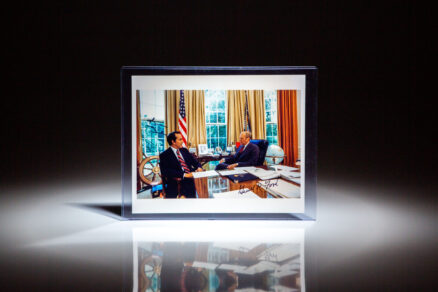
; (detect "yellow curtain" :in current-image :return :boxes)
[136,90,143,165]
[247,90,266,139]
[165,90,206,149]
[227,90,245,144]
[227,90,266,144]
[164,90,180,148]
[185,90,207,149]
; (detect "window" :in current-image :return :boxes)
[264,90,278,145]
[141,120,165,157]
[205,90,227,150]
[139,90,166,157]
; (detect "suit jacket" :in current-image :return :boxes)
[224,142,260,167]
[159,147,202,198]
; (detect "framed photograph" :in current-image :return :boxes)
[121,66,317,219]
[198,144,208,155]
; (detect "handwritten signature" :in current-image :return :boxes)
[238,179,279,194]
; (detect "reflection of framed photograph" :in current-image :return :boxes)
[130,222,306,291]
[121,66,317,219]
[198,144,208,155]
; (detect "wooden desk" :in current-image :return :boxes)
[193,166,300,199]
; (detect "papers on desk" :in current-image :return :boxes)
[245,168,280,180]
[270,165,299,172]
[217,169,246,176]
[192,170,219,178]
[279,171,301,184]
[235,166,257,171]
[288,178,301,184]
[257,180,300,198]
[212,189,260,199]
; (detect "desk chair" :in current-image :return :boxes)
[250,139,269,166]
[160,175,185,198]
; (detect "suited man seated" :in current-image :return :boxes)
[159,131,204,198]
[215,131,260,170]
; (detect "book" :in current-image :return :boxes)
[224,173,259,183]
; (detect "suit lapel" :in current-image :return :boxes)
[236,144,247,158]
[167,147,182,168]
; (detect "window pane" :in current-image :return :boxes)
[153,128,159,139]
[210,100,217,111]
[206,125,212,137]
[266,124,272,136]
[149,140,156,154]
[265,98,271,111]
[158,123,165,135]
[273,136,278,145]
[218,112,225,123]
[266,111,271,122]
[143,124,150,137]
[218,99,225,110]
[272,111,277,123]
[211,139,218,149]
[211,112,218,123]
[273,124,278,136]
[158,139,165,152]
[211,125,218,138]
[219,125,226,137]
[219,138,227,150]
[210,112,217,123]
[206,112,210,123]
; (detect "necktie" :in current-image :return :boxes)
[177,150,190,173]
[239,146,245,153]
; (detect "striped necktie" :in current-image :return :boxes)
[176,149,190,173]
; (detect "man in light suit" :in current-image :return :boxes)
[215,131,260,170]
[159,131,203,198]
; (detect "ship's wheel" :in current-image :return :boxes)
[139,156,162,186]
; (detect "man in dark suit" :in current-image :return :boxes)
[159,131,203,198]
[215,131,260,170]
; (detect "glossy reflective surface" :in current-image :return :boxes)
[133,227,305,291]
[0,179,436,291]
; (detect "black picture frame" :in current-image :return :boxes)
[121,66,317,220]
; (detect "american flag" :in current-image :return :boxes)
[178,90,187,147]
[243,91,251,132]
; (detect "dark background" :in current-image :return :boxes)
[2,1,435,291]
